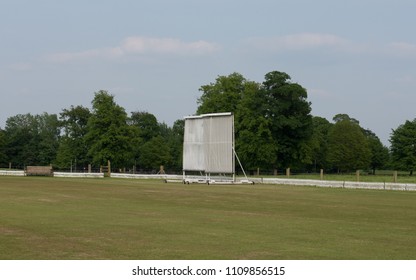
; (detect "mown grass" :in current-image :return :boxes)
[1,176,416,260]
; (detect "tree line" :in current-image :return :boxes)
[0,91,184,172]
[1,70,415,174]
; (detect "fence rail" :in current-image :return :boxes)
[255,177,416,191]
[2,168,416,191]
[0,170,25,176]
[53,172,104,178]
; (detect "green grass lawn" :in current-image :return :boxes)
[1,176,415,260]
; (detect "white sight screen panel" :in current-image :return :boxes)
[183,113,234,173]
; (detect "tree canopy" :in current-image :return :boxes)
[197,71,313,170]
[2,113,59,168]
[85,90,137,167]
[309,116,333,171]
[327,118,371,172]
[390,119,416,175]
[261,71,313,168]
[197,72,248,115]
[55,105,91,169]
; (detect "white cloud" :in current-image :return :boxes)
[120,36,219,55]
[45,36,220,63]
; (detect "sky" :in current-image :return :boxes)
[1,0,416,146]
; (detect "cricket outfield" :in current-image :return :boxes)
[1,176,415,260]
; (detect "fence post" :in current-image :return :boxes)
[286,168,290,177]
[257,167,260,176]
[356,170,360,182]
[107,160,111,177]
[320,169,324,180]
[159,165,165,174]
[393,171,398,183]
[88,164,91,173]
[9,162,12,170]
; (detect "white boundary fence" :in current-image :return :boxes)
[111,174,416,191]
[0,170,25,176]
[110,173,182,180]
[0,170,105,178]
[253,177,416,191]
[2,170,416,191]
[53,172,104,178]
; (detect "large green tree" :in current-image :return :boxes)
[3,113,59,167]
[3,114,37,167]
[129,111,180,171]
[235,80,277,170]
[261,71,313,169]
[197,72,248,115]
[363,129,389,175]
[327,116,371,172]
[85,90,137,168]
[55,105,91,169]
[163,119,184,171]
[196,71,313,171]
[308,116,333,171]
[129,111,160,142]
[137,135,172,170]
[36,113,60,165]
[390,119,416,175]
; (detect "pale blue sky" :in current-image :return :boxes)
[1,0,416,145]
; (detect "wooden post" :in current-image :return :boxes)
[9,162,12,170]
[257,167,260,176]
[356,170,360,182]
[159,165,165,174]
[320,169,324,180]
[286,168,290,177]
[107,160,111,177]
[274,169,278,176]
[393,171,398,183]
[88,164,91,173]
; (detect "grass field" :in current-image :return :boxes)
[1,176,416,260]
